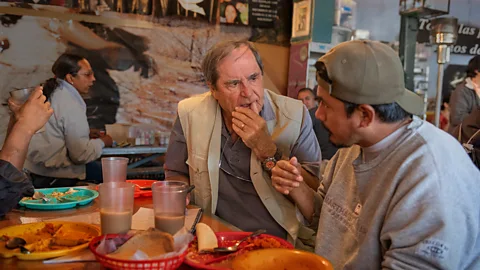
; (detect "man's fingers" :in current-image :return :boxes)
[272,176,300,188]
[251,102,260,115]
[272,166,303,183]
[289,156,299,167]
[28,86,43,100]
[39,94,47,103]
[272,182,291,195]
[234,107,258,121]
[276,160,301,176]
[7,98,20,108]
[232,122,247,139]
[232,110,253,124]
[231,118,250,132]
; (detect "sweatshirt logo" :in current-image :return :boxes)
[416,238,449,261]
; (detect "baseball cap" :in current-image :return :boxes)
[315,40,424,116]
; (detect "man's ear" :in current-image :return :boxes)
[208,82,217,97]
[357,104,375,128]
[65,74,74,84]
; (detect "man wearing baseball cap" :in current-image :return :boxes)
[271,40,480,269]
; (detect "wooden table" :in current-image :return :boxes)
[0,197,239,270]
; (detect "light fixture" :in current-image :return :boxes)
[430,17,458,127]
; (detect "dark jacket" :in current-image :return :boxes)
[449,79,480,134]
[452,108,480,169]
[309,107,338,160]
[0,160,34,216]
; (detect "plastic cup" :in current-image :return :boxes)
[152,181,188,235]
[9,87,35,105]
[99,182,135,235]
[101,157,128,183]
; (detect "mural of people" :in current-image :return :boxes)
[0,11,155,131]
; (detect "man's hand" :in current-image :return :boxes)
[100,134,113,147]
[10,87,53,134]
[271,157,303,195]
[90,129,102,139]
[231,106,276,160]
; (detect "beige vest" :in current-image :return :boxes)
[178,89,315,248]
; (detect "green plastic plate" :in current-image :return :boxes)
[18,187,98,210]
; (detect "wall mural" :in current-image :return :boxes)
[0,1,292,144]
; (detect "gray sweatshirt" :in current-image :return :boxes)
[306,117,480,269]
[25,80,104,179]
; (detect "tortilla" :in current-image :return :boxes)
[107,229,174,259]
[195,223,218,251]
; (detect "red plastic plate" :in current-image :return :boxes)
[127,180,157,198]
[184,232,293,270]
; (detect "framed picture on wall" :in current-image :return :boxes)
[291,0,311,39]
[219,0,248,25]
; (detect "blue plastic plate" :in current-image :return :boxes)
[18,187,98,210]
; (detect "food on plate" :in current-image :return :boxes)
[50,188,78,198]
[186,232,293,268]
[195,223,218,251]
[106,228,174,260]
[21,188,79,202]
[0,222,95,253]
[242,236,284,249]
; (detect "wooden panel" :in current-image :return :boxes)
[254,42,290,96]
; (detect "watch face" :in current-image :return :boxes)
[265,160,276,170]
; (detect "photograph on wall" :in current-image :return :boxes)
[219,0,248,25]
[291,0,311,39]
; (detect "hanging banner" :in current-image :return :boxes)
[417,18,480,56]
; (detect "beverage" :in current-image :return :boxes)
[154,214,185,235]
[100,210,132,235]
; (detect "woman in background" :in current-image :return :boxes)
[25,54,113,188]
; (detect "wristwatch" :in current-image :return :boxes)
[261,148,283,172]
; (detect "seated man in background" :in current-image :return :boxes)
[297,87,317,110]
[164,40,320,249]
[1,87,53,216]
[297,87,338,160]
[272,40,480,269]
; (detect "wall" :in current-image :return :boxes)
[255,42,290,95]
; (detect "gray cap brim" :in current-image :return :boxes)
[395,89,425,116]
